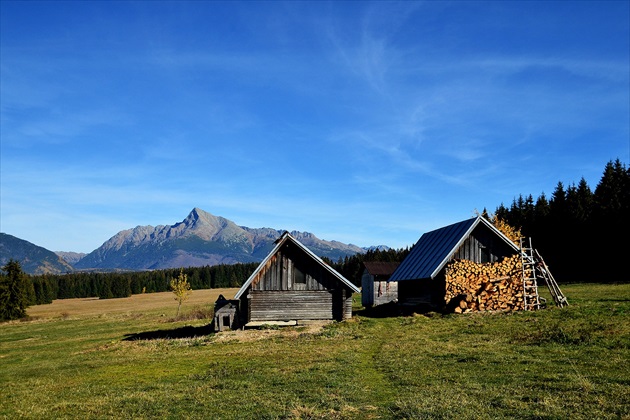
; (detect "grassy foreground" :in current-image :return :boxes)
[1,284,628,419]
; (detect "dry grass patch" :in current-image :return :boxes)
[213,320,332,343]
[26,288,238,319]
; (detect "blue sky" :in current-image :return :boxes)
[1,1,629,253]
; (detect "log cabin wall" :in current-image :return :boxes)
[249,290,333,321]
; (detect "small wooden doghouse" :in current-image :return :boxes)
[213,294,240,332]
[361,261,400,307]
[234,232,359,326]
[390,216,520,311]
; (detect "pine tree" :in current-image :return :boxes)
[534,193,550,224]
[550,181,567,219]
[575,177,594,223]
[0,260,31,320]
[594,159,629,219]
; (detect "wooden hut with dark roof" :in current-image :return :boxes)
[361,261,400,307]
[389,216,520,310]
[234,232,359,326]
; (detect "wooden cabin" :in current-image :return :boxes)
[361,261,400,307]
[234,232,360,326]
[389,216,520,311]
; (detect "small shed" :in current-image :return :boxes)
[361,261,400,307]
[390,216,520,311]
[213,294,240,332]
[234,232,359,326]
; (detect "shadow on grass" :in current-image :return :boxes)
[123,324,214,341]
[355,301,443,318]
[355,302,406,318]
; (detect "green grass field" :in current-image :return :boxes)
[1,284,628,419]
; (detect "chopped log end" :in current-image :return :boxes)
[445,254,525,313]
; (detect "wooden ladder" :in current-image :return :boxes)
[533,249,569,308]
[520,238,543,310]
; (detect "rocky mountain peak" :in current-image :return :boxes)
[185,207,213,225]
[179,208,240,241]
[74,208,368,270]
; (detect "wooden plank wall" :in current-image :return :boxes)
[373,280,398,306]
[250,290,333,321]
[361,272,375,306]
[250,243,334,292]
[343,290,352,319]
[453,225,515,263]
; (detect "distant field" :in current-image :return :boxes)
[1,283,628,419]
[26,288,237,319]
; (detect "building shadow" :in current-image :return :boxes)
[354,301,405,318]
[354,301,441,318]
[122,324,214,341]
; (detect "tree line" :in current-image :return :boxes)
[493,158,629,283]
[6,262,259,309]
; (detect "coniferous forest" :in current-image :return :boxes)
[5,159,628,307]
[494,159,629,283]
[20,263,260,305]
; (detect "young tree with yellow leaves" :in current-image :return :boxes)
[491,216,522,245]
[476,209,522,245]
[170,269,192,317]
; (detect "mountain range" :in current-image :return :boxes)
[2,208,384,274]
[0,233,74,275]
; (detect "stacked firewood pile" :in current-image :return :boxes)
[444,254,528,313]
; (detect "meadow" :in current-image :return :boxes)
[1,284,628,419]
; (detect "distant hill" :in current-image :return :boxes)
[74,208,367,271]
[56,251,86,265]
[0,233,75,275]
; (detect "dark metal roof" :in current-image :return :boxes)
[363,261,400,277]
[389,216,519,281]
